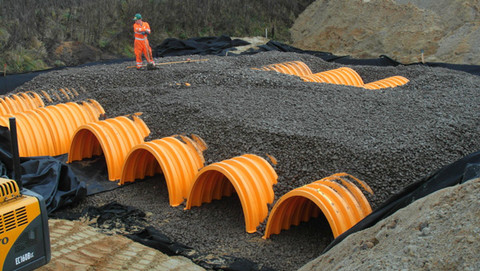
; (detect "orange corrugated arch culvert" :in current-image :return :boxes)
[68,114,151,181]
[300,67,365,87]
[363,76,410,89]
[0,100,105,157]
[120,135,207,206]
[260,61,313,76]
[263,173,373,239]
[0,92,45,116]
[185,154,278,233]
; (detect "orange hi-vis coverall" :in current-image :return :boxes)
[133,21,155,69]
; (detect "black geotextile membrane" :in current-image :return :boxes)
[54,154,119,196]
[128,226,275,271]
[323,149,480,253]
[154,35,250,57]
[0,153,87,214]
[0,126,116,213]
[17,156,87,213]
[51,202,275,271]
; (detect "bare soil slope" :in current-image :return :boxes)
[15,52,480,270]
[300,178,480,271]
[290,0,480,64]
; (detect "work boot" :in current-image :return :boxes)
[147,63,158,70]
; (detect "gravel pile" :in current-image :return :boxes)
[16,51,480,270]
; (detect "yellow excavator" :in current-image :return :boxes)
[0,118,50,271]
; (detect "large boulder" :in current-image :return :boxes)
[290,0,480,64]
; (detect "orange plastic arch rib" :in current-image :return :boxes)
[120,135,206,206]
[322,173,373,215]
[185,154,278,233]
[58,88,71,100]
[0,100,105,157]
[263,173,373,239]
[40,91,53,102]
[68,114,151,181]
[363,76,410,89]
[261,61,313,76]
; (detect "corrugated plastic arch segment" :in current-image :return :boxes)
[0,100,104,157]
[120,136,205,206]
[0,92,45,116]
[263,173,373,239]
[363,76,410,89]
[0,112,50,156]
[313,67,364,87]
[35,100,104,155]
[15,111,56,156]
[185,154,278,233]
[68,115,151,181]
[263,187,347,238]
[261,61,312,76]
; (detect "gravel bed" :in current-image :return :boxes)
[15,51,480,270]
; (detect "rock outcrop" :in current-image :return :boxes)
[290,0,480,64]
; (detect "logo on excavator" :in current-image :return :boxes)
[1,237,8,245]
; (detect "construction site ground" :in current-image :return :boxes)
[15,51,480,270]
[38,219,205,271]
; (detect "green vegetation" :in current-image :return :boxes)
[0,0,314,73]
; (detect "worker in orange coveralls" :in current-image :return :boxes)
[133,13,156,70]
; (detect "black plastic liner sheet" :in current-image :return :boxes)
[0,126,117,213]
[154,35,250,57]
[0,152,87,214]
[18,157,86,214]
[323,149,480,253]
[0,58,134,94]
[129,227,275,271]
[54,154,119,196]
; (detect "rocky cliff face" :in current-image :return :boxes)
[290,0,480,64]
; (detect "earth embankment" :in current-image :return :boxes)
[291,0,480,64]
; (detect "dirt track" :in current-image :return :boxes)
[16,51,480,270]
